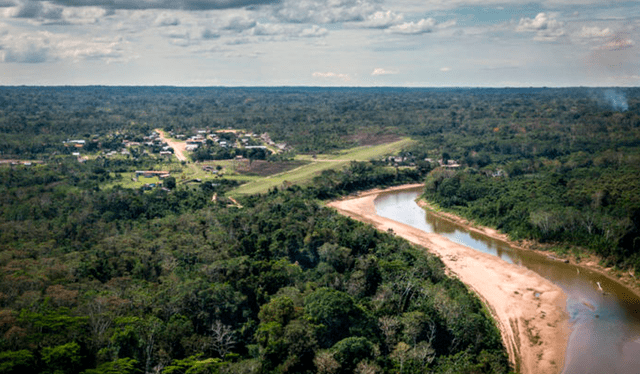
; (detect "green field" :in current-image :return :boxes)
[228,138,415,196]
[103,138,414,195]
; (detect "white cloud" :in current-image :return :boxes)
[312,71,351,81]
[601,35,634,50]
[251,23,327,37]
[0,29,129,63]
[437,19,457,29]
[359,10,403,29]
[44,0,280,11]
[388,18,436,34]
[273,0,378,24]
[57,37,127,62]
[299,25,328,37]
[516,13,565,41]
[60,7,108,25]
[371,67,398,75]
[223,15,257,31]
[516,13,556,32]
[576,26,613,39]
[249,22,284,36]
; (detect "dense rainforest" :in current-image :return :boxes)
[0,160,507,374]
[2,86,640,373]
[2,86,639,272]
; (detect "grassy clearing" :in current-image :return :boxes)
[228,138,415,196]
[101,137,414,195]
[108,173,163,189]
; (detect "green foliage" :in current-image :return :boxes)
[163,354,222,374]
[423,156,640,270]
[42,342,83,374]
[0,173,510,374]
[304,288,373,348]
[81,358,140,374]
[0,350,35,374]
[20,87,640,374]
[331,337,375,374]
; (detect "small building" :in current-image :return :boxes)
[135,170,170,178]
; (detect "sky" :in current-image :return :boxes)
[0,0,639,86]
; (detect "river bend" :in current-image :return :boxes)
[374,188,640,374]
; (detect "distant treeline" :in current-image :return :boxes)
[2,86,639,157]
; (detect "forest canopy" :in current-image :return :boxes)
[2,86,640,373]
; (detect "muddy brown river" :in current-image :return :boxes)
[374,188,640,374]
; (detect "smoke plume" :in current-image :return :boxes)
[603,89,628,112]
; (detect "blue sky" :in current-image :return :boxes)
[1,0,638,86]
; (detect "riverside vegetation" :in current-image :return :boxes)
[1,86,639,373]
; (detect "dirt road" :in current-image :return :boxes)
[327,186,569,374]
[155,129,188,162]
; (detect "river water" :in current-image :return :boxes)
[374,188,640,374]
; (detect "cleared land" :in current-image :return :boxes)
[155,129,188,162]
[105,134,414,196]
[228,138,415,196]
[328,186,570,374]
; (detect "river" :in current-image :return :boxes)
[374,187,640,374]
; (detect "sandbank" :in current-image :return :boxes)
[327,185,570,374]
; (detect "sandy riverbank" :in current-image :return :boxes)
[327,185,570,374]
[417,197,640,300]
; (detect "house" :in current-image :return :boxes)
[135,170,170,178]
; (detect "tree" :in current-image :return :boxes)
[81,358,139,374]
[0,350,35,374]
[163,354,222,374]
[41,342,83,374]
[210,320,235,359]
[331,337,375,374]
[304,288,366,348]
[164,176,177,190]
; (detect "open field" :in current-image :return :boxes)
[108,173,163,189]
[231,159,310,177]
[102,137,414,195]
[228,137,415,196]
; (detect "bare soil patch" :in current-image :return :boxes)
[234,160,310,177]
[156,129,188,162]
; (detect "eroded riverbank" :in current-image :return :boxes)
[327,185,570,374]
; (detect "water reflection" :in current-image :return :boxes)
[374,188,640,374]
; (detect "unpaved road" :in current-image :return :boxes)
[327,185,570,374]
[156,129,188,162]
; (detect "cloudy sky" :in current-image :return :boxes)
[1,0,638,86]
